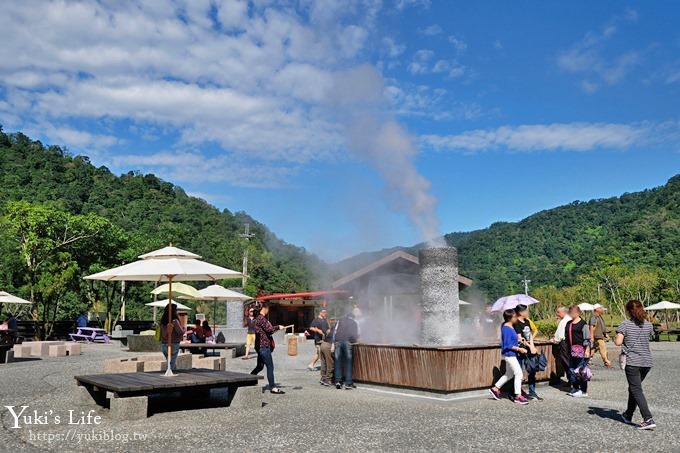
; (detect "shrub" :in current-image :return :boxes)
[534,319,558,339]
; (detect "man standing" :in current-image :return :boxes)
[514,305,542,400]
[552,307,572,385]
[318,320,335,386]
[333,311,359,390]
[589,304,612,368]
[308,309,330,377]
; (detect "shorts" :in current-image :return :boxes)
[246,333,256,346]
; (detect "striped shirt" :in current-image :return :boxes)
[617,320,653,367]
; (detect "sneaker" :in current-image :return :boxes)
[346,383,357,389]
[513,395,529,405]
[489,387,502,401]
[637,419,656,430]
[567,388,578,396]
[320,380,330,386]
[571,391,588,398]
[521,389,528,397]
[335,383,342,389]
[527,392,543,401]
[620,412,633,425]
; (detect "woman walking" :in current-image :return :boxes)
[564,305,591,398]
[615,300,656,430]
[250,302,285,394]
[489,309,529,405]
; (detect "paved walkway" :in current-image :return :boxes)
[1,338,678,452]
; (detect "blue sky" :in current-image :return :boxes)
[1,1,679,260]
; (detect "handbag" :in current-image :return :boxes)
[569,323,586,358]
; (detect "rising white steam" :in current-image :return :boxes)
[327,65,445,246]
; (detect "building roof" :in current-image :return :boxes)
[332,250,473,289]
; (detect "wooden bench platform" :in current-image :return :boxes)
[75,369,262,419]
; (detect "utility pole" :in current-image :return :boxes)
[521,276,531,295]
[240,223,255,289]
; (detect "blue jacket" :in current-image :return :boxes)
[501,325,519,357]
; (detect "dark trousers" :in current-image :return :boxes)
[568,357,588,392]
[250,347,276,389]
[518,355,536,393]
[624,366,652,421]
[334,341,353,385]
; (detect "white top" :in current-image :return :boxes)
[553,315,572,342]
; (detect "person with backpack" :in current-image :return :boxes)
[489,309,529,405]
[615,300,656,430]
[564,305,591,398]
[513,304,542,400]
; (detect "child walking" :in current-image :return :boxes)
[489,309,529,405]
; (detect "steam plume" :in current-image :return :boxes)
[328,65,445,246]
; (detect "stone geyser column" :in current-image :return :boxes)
[419,247,460,345]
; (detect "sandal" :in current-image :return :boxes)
[270,388,285,394]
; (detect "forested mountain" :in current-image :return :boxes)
[0,127,327,326]
[336,174,680,315]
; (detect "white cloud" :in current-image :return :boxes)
[557,9,641,91]
[422,122,663,153]
[0,0,384,178]
[382,37,406,58]
[110,150,300,189]
[448,35,467,54]
[419,24,442,36]
[407,49,435,75]
[394,0,431,11]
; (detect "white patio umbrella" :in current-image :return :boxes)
[491,294,540,312]
[152,282,202,299]
[146,299,192,311]
[192,284,251,332]
[0,291,32,304]
[85,245,242,376]
[645,301,680,311]
[645,301,680,332]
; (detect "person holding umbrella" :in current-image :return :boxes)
[250,302,285,394]
[161,303,185,372]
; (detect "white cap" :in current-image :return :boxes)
[593,303,606,310]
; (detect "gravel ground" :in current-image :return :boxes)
[1,338,679,453]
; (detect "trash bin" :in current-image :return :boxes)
[287,334,298,356]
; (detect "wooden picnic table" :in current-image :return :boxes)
[74,369,262,418]
[70,327,110,343]
[178,342,243,355]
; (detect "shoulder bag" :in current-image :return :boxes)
[569,323,586,358]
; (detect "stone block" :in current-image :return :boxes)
[13,345,32,358]
[104,357,144,373]
[191,354,206,367]
[109,329,133,347]
[109,396,148,420]
[65,343,81,356]
[48,345,67,357]
[127,335,160,352]
[4,350,14,363]
[194,356,222,370]
[30,341,64,357]
[228,385,261,409]
[176,352,192,369]
[143,360,167,372]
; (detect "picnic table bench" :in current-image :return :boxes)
[69,327,110,343]
[179,342,245,357]
[75,369,262,419]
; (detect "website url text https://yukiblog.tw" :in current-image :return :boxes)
[28,429,148,444]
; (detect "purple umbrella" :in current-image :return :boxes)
[491,294,540,312]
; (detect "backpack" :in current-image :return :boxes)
[216,332,225,344]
